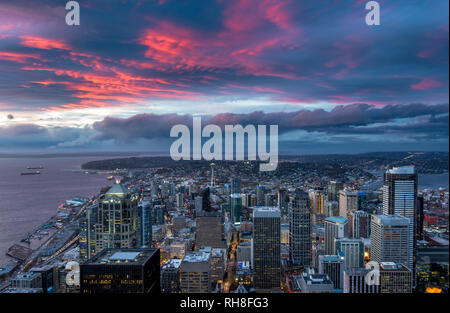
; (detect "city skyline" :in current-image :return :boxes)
[0,0,448,153]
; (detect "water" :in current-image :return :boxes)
[0,156,116,265]
[364,171,449,191]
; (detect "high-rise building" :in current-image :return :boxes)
[335,238,364,269]
[256,186,266,206]
[180,250,211,293]
[138,201,152,248]
[289,191,312,267]
[327,181,343,202]
[416,194,424,241]
[80,248,160,294]
[379,262,412,293]
[318,252,345,290]
[253,207,281,290]
[196,211,225,250]
[230,193,243,223]
[231,178,241,194]
[324,216,349,255]
[382,166,417,273]
[339,189,358,227]
[309,190,324,215]
[195,195,203,214]
[210,248,226,284]
[343,268,379,293]
[89,183,139,255]
[161,259,182,293]
[370,215,411,269]
[277,188,288,215]
[352,210,370,239]
[176,193,184,208]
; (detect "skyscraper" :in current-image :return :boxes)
[230,193,243,223]
[343,268,379,293]
[318,252,345,290]
[231,178,241,194]
[352,210,370,239]
[253,207,281,290]
[382,166,417,273]
[289,191,312,267]
[196,211,225,250]
[138,201,152,248]
[324,216,349,255]
[161,259,182,293]
[80,248,160,294]
[89,182,139,254]
[335,238,364,269]
[327,181,343,202]
[370,214,411,270]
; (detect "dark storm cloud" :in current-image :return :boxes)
[91,103,449,141]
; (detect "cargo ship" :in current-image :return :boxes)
[21,171,41,176]
[27,166,44,169]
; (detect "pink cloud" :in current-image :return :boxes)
[410,78,443,91]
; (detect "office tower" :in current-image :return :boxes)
[324,217,349,255]
[318,252,345,290]
[327,181,343,202]
[339,189,358,220]
[241,193,250,208]
[278,188,288,215]
[210,248,226,284]
[256,185,266,206]
[343,268,379,293]
[90,183,139,254]
[325,200,339,217]
[139,201,152,248]
[195,196,203,214]
[379,262,412,293]
[264,193,277,207]
[253,207,281,290]
[201,187,213,212]
[250,194,257,207]
[352,210,370,239]
[176,193,184,208]
[382,166,417,273]
[298,268,334,293]
[231,178,241,194]
[161,259,182,293]
[289,191,312,267]
[335,238,364,269]
[80,248,160,294]
[196,211,225,250]
[230,193,243,223]
[281,223,289,244]
[312,242,325,268]
[309,190,324,215]
[357,191,368,212]
[153,204,165,225]
[370,215,411,269]
[416,195,424,241]
[180,251,211,293]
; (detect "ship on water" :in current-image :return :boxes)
[20,171,41,176]
[26,166,44,169]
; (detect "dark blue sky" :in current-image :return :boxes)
[0,0,448,154]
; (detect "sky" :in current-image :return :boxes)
[0,0,448,154]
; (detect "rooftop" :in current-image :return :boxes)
[325,216,348,224]
[253,206,280,218]
[372,214,410,226]
[182,251,210,263]
[105,183,128,197]
[84,248,158,265]
[386,166,416,175]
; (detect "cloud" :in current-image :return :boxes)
[91,103,449,141]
